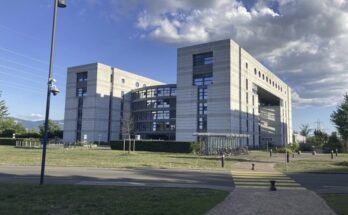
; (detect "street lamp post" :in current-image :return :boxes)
[40,0,66,185]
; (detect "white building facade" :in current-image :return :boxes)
[63,39,292,147]
[176,39,292,147]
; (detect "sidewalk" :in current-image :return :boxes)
[205,161,336,215]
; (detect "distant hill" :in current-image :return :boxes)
[13,118,64,130]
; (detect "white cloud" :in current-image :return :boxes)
[18,113,45,121]
[105,0,348,107]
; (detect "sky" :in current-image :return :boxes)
[0,0,347,134]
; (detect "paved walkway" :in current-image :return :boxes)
[0,165,233,191]
[205,161,336,215]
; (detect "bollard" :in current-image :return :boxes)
[335,149,338,157]
[286,151,290,163]
[292,153,295,158]
[331,150,334,159]
[312,150,316,156]
[270,149,273,157]
[298,150,301,155]
[221,154,225,168]
[251,163,255,170]
[270,180,277,191]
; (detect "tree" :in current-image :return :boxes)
[39,120,62,138]
[299,124,311,137]
[0,91,9,119]
[313,129,328,148]
[0,118,26,137]
[331,94,348,148]
[323,132,343,152]
[121,112,134,152]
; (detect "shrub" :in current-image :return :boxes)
[110,140,194,153]
[299,143,314,152]
[0,138,24,145]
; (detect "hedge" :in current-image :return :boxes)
[110,140,195,153]
[0,138,24,146]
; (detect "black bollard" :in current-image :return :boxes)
[335,149,338,157]
[292,153,295,158]
[251,163,255,170]
[270,149,273,157]
[270,180,277,191]
[331,150,334,159]
[286,151,290,163]
[221,154,225,168]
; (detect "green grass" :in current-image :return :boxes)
[320,193,348,215]
[275,153,348,173]
[0,146,238,170]
[0,184,228,215]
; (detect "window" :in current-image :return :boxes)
[171,88,176,96]
[266,76,268,82]
[76,87,87,97]
[262,74,265,80]
[258,71,261,77]
[193,52,213,66]
[136,82,139,88]
[245,62,248,69]
[254,68,257,75]
[246,79,248,90]
[77,72,88,82]
[121,78,125,84]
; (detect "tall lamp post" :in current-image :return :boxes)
[40,0,67,185]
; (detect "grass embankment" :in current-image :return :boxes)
[0,184,228,215]
[0,146,238,170]
[321,194,348,215]
[275,153,348,173]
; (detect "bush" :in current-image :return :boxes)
[0,138,24,145]
[110,140,194,153]
[299,143,314,152]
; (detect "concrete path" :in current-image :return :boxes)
[0,165,234,191]
[205,161,336,215]
[205,188,335,215]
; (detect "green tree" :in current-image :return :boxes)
[39,120,62,138]
[313,129,328,148]
[0,118,26,137]
[323,132,343,151]
[0,91,9,119]
[331,94,348,148]
[299,124,311,137]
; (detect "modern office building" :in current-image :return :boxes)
[63,39,292,147]
[63,63,163,142]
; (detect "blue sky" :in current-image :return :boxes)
[1,0,347,134]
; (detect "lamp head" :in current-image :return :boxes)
[58,0,67,8]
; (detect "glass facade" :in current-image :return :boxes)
[76,72,88,141]
[193,52,213,132]
[131,84,176,140]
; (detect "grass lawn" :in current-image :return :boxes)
[320,193,348,215]
[0,146,239,170]
[0,184,228,215]
[275,153,348,173]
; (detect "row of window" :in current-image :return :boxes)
[133,110,175,121]
[133,87,176,100]
[133,99,175,111]
[251,67,285,93]
[135,122,176,132]
[121,78,146,88]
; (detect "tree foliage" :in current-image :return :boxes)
[323,132,343,151]
[313,129,329,147]
[299,124,311,137]
[39,120,62,138]
[331,94,348,148]
[0,91,9,119]
[0,118,26,137]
